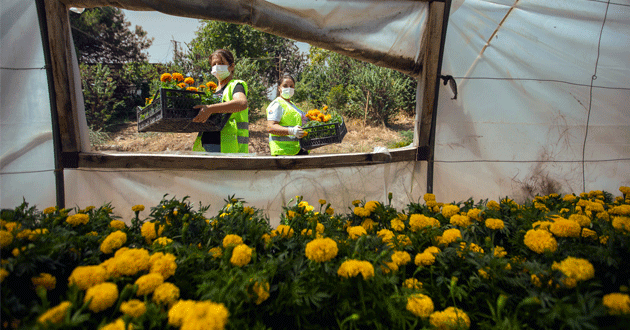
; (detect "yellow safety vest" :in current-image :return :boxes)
[193,80,249,153]
[268,97,302,156]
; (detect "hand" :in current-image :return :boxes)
[287,126,306,138]
[192,105,212,123]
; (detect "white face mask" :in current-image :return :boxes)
[281,87,294,99]
[211,65,230,81]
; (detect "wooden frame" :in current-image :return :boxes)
[43,0,450,172]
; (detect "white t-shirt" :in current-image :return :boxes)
[267,99,305,123]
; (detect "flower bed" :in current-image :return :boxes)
[2,188,630,329]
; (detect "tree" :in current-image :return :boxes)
[70,7,153,64]
[298,47,417,126]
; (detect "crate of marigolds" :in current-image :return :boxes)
[299,105,347,150]
[136,72,230,133]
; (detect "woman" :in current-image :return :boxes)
[266,75,309,156]
[192,49,249,153]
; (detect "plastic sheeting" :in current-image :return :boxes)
[0,0,57,208]
[434,0,630,202]
[64,0,429,76]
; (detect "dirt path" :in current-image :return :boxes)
[93,114,414,155]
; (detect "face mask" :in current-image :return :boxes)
[211,65,230,81]
[281,87,294,99]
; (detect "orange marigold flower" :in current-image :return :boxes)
[160,73,172,82]
[172,72,184,82]
[184,77,194,85]
[177,83,186,89]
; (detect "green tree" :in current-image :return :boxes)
[298,47,416,126]
[80,63,124,130]
[70,7,153,64]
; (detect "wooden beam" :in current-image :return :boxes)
[75,148,417,171]
[416,1,446,149]
[44,0,80,153]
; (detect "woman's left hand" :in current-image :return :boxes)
[192,105,213,123]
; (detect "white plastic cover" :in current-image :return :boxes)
[434,0,630,202]
[1,0,57,208]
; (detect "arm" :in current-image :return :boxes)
[267,120,292,136]
[192,92,247,123]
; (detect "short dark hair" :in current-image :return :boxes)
[210,49,235,65]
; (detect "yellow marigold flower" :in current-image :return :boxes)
[523,229,557,254]
[485,218,505,230]
[364,201,379,212]
[392,251,412,266]
[150,252,177,279]
[377,229,395,243]
[251,281,270,305]
[315,222,325,234]
[352,200,362,206]
[43,206,57,214]
[100,230,127,254]
[230,244,252,267]
[429,307,471,330]
[609,205,630,216]
[467,208,482,221]
[305,237,338,262]
[337,259,374,280]
[168,300,196,327]
[16,228,31,239]
[153,282,180,306]
[391,218,405,231]
[160,73,172,82]
[141,222,163,244]
[347,226,367,239]
[532,221,553,230]
[85,282,119,313]
[37,301,71,325]
[549,219,581,237]
[100,318,132,330]
[181,300,229,330]
[403,278,422,290]
[135,273,164,296]
[209,247,223,259]
[361,218,375,232]
[32,273,56,291]
[478,268,490,279]
[409,214,440,232]
[531,274,543,287]
[68,265,108,290]
[396,234,412,247]
[612,216,630,233]
[66,213,89,226]
[449,214,471,228]
[568,213,591,227]
[353,206,371,217]
[109,220,126,230]
[406,293,434,318]
[120,299,146,318]
[222,234,244,248]
[438,228,462,246]
[581,228,598,240]
[318,199,327,205]
[325,207,334,215]
[0,230,13,248]
[493,246,507,258]
[487,200,501,211]
[132,204,145,212]
[106,248,150,277]
[172,72,184,82]
[184,77,195,85]
[603,293,630,315]
[424,193,436,202]
[0,268,8,283]
[457,242,484,256]
[427,200,438,208]
[552,257,595,287]
[562,194,577,202]
[415,252,436,267]
[275,224,294,238]
[441,204,460,219]
[154,237,173,246]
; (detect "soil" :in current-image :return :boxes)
[93,113,415,155]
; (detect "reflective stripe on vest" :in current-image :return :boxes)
[192,79,249,153]
[268,97,302,156]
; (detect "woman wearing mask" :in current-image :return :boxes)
[266,74,309,156]
[192,49,249,153]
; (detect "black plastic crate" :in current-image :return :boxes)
[300,120,347,150]
[137,88,230,133]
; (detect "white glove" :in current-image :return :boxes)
[287,126,306,138]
